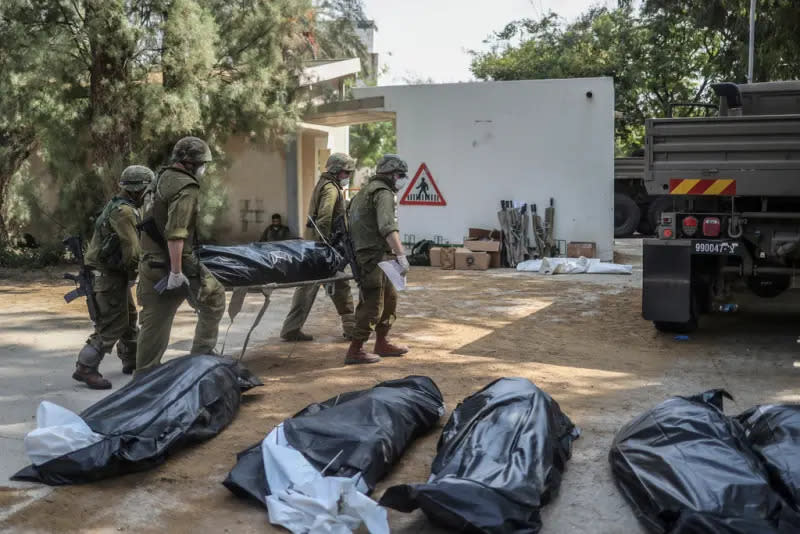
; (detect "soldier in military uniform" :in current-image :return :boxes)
[345,154,411,364]
[73,165,154,389]
[136,137,226,372]
[280,153,356,341]
[260,213,292,242]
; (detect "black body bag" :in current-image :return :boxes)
[380,377,580,534]
[609,390,800,534]
[197,240,343,286]
[13,355,261,485]
[223,376,445,506]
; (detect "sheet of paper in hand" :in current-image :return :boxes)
[378,260,406,290]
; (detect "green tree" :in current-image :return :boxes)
[0,0,368,242]
[471,2,800,155]
[471,6,721,154]
[350,121,396,169]
[644,0,800,82]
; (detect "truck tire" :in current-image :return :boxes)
[637,214,654,236]
[615,193,640,238]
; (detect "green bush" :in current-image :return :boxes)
[0,241,64,268]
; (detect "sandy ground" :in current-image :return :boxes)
[1,239,799,533]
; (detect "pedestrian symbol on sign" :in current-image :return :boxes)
[400,163,446,206]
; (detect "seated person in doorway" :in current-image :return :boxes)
[260,213,291,242]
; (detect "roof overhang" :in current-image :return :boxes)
[304,96,395,127]
[299,58,362,87]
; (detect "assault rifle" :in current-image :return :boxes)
[63,236,98,323]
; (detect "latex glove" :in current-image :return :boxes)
[396,255,410,276]
[166,271,190,290]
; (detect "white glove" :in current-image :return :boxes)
[396,255,410,276]
[166,271,190,290]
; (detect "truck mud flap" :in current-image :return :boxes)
[642,239,692,322]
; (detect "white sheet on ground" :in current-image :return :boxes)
[24,401,105,466]
[516,257,631,275]
[261,426,389,534]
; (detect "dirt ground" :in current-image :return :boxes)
[2,247,800,533]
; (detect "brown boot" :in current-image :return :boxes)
[344,340,381,365]
[374,329,409,357]
[72,363,112,390]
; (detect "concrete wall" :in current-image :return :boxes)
[353,78,615,260]
[218,137,287,243]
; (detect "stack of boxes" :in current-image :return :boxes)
[430,228,502,271]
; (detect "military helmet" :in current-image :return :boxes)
[119,165,154,192]
[326,153,356,174]
[171,136,212,165]
[376,154,408,175]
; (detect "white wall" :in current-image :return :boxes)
[353,78,615,260]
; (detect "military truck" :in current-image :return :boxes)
[614,156,671,237]
[642,81,800,332]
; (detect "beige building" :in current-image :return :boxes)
[12,57,394,245]
[217,57,395,243]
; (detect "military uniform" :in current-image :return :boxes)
[260,224,291,242]
[348,175,400,342]
[80,196,140,367]
[136,138,226,372]
[281,154,356,341]
[73,165,153,389]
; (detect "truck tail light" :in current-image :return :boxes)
[662,228,674,239]
[682,216,699,237]
[703,217,721,237]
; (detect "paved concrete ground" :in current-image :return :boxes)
[2,239,799,533]
[0,279,348,487]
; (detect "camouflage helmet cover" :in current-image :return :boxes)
[119,165,154,192]
[325,152,356,174]
[375,154,408,175]
[171,136,212,165]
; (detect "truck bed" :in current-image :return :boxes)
[614,157,644,181]
[645,114,800,196]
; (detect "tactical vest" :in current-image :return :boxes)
[85,196,138,271]
[348,176,396,255]
[140,167,199,259]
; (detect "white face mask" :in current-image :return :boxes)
[339,179,350,188]
[195,164,206,178]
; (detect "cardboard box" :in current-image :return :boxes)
[468,228,493,240]
[440,247,456,270]
[464,239,501,253]
[567,241,597,258]
[429,247,442,267]
[455,249,490,270]
[468,228,501,240]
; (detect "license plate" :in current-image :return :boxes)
[692,240,741,255]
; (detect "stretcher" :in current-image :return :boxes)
[222,272,355,360]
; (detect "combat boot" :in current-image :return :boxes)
[281,330,313,342]
[374,328,409,357]
[72,363,112,390]
[116,342,136,375]
[344,340,381,365]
